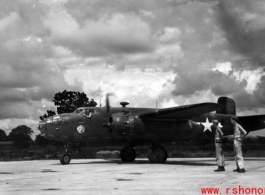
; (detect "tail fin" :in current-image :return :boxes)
[216,97,236,115]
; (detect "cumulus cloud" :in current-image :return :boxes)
[161,98,179,108]
[213,62,232,76]
[44,8,154,57]
[0,0,82,134]
[213,0,265,112]
[65,65,176,108]
[217,0,265,66]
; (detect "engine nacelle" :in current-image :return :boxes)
[109,112,145,138]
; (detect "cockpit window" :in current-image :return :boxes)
[74,108,85,114]
[74,108,94,118]
[84,109,94,118]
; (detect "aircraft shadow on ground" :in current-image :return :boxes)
[52,159,217,166]
[244,159,265,161]
[164,160,216,166]
[225,157,265,161]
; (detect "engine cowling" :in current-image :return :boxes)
[110,112,134,136]
[109,112,145,138]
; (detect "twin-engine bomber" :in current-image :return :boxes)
[38,95,265,165]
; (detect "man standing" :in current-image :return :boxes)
[231,117,247,173]
[212,119,225,172]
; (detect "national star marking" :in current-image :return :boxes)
[197,117,223,133]
[201,117,213,132]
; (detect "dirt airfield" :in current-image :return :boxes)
[1,157,265,195]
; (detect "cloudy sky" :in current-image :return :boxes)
[1,0,265,137]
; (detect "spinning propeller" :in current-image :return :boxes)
[103,93,113,133]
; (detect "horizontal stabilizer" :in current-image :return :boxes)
[139,103,223,120]
[238,115,265,133]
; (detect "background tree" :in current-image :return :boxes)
[0,129,7,141]
[39,110,56,121]
[8,125,33,148]
[53,90,97,114]
[257,136,265,144]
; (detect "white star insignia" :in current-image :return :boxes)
[201,118,213,132]
[195,118,223,132]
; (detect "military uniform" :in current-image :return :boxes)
[232,118,247,173]
[212,120,225,172]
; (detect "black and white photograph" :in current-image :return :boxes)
[1,0,265,194]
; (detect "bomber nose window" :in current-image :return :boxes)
[38,121,45,129]
[52,115,62,125]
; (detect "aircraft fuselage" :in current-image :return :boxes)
[38,96,265,164]
[38,106,249,145]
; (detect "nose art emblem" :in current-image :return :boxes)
[77,125,85,133]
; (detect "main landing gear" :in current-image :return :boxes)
[60,142,168,164]
[119,143,168,164]
[120,146,136,162]
[148,144,168,163]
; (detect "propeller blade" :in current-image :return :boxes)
[106,93,110,115]
[102,93,112,133]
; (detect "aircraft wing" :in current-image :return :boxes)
[139,103,223,120]
[238,114,265,133]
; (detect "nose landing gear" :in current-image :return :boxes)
[60,142,83,165]
[60,153,71,165]
[60,142,72,165]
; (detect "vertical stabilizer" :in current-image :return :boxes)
[216,97,236,115]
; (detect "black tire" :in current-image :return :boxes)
[151,145,168,163]
[60,153,71,165]
[120,146,136,162]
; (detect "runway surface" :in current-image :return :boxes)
[1,157,265,195]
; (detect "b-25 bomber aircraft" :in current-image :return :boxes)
[38,95,265,165]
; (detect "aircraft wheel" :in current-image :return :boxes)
[149,145,168,163]
[60,153,71,165]
[120,146,136,162]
